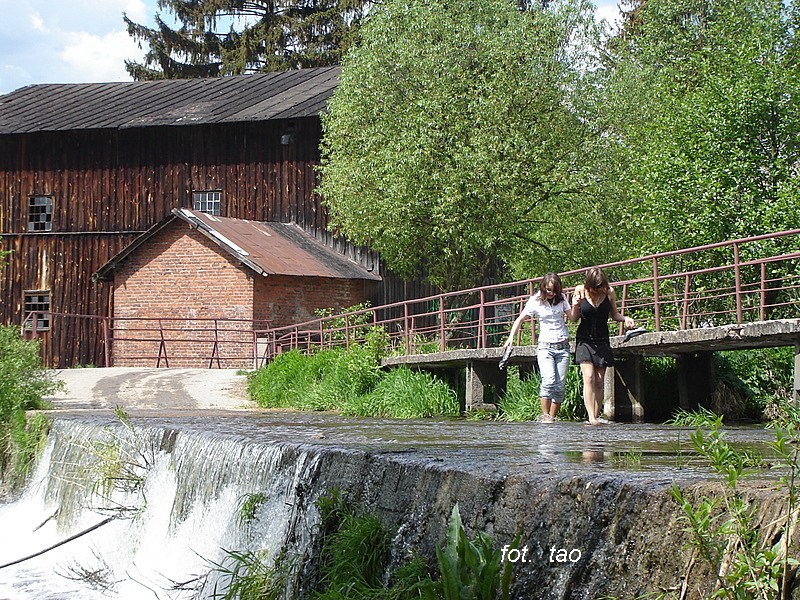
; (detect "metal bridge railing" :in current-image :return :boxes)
[259,229,800,360]
[18,229,800,367]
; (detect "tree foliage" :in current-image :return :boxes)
[319,0,606,291]
[124,0,372,79]
[604,0,800,254]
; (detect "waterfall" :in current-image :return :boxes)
[0,420,321,599]
[0,415,792,599]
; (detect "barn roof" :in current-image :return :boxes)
[93,208,381,282]
[0,66,339,134]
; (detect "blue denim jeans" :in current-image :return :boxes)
[537,345,570,403]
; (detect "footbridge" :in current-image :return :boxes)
[259,229,800,421]
[22,229,800,421]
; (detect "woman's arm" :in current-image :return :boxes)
[504,298,536,346]
[608,288,635,328]
[567,285,583,323]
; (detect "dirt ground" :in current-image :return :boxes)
[45,367,255,411]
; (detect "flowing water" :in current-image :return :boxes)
[0,411,784,599]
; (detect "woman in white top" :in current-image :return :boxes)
[503,273,571,422]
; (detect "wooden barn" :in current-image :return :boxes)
[0,67,428,367]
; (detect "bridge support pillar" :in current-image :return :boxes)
[794,343,800,404]
[464,361,506,413]
[605,356,645,423]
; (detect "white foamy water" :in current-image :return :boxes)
[0,421,320,599]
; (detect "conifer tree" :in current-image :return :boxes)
[124,0,371,80]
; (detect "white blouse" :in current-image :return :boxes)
[520,292,570,344]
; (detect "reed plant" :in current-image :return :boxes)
[248,347,460,419]
[314,490,431,600]
[423,504,516,600]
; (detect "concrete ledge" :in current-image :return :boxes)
[613,318,800,355]
[382,345,541,369]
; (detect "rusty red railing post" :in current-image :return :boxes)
[404,302,411,355]
[619,283,628,335]
[682,275,691,330]
[478,289,486,349]
[652,258,661,331]
[345,314,351,349]
[439,297,446,352]
[733,242,743,324]
[760,262,767,321]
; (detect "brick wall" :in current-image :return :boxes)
[253,275,373,328]
[113,222,255,367]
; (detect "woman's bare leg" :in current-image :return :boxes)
[580,363,607,423]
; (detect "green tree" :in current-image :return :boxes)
[124,0,372,79]
[605,0,800,255]
[318,0,608,291]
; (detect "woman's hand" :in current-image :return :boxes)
[624,316,635,329]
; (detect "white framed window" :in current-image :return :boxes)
[28,195,53,232]
[193,191,221,216]
[24,291,51,331]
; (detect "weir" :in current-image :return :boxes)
[0,412,795,599]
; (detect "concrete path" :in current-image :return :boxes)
[45,367,255,411]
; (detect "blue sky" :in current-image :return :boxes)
[0,0,623,95]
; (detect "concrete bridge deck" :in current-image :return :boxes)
[382,319,800,421]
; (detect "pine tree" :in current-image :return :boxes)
[124,0,372,80]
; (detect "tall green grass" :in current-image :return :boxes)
[343,367,459,419]
[248,348,459,419]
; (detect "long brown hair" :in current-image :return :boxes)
[583,267,610,294]
[538,272,564,304]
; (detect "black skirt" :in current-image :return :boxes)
[574,339,615,367]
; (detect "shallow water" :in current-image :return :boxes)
[48,409,782,483]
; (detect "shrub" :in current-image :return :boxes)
[0,325,60,490]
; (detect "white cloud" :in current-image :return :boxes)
[59,30,142,83]
[595,1,623,34]
[30,11,46,32]
[0,0,154,94]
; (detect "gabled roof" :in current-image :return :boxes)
[93,208,381,282]
[0,66,339,135]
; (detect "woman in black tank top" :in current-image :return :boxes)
[569,267,635,425]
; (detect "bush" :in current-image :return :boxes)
[714,347,795,420]
[0,325,59,490]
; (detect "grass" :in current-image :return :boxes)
[248,348,459,419]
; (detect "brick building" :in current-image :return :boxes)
[93,209,380,367]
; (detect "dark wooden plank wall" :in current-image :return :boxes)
[0,119,434,366]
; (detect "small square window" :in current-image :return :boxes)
[28,196,53,232]
[24,291,51,331]
[193,191,221,216]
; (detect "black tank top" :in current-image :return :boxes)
[576,296,611,343]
